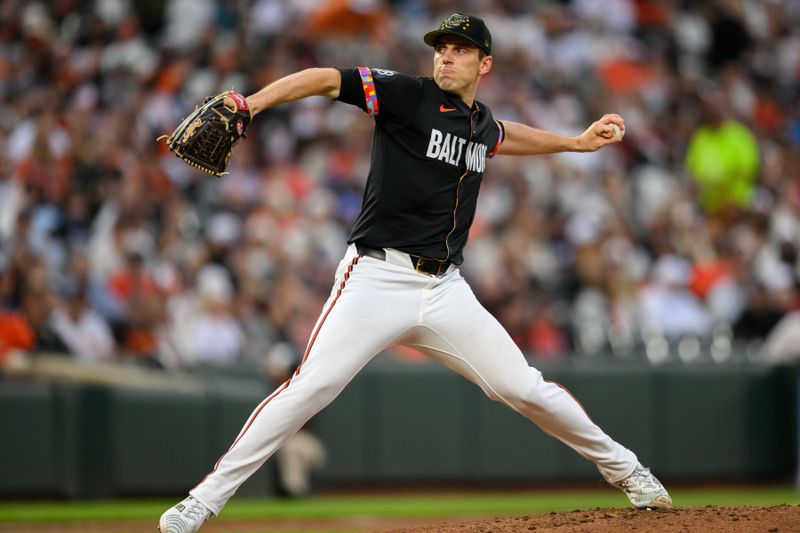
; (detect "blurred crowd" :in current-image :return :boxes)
[1,0,799,372]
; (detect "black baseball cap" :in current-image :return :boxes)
[423,13,492,56]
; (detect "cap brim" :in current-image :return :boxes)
[423,30,487,54]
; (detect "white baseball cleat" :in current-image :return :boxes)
[612,463,673,509]
[159,496,212,533]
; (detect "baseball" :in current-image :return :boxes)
[611,123,624,138]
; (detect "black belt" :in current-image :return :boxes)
[356,244,451,276]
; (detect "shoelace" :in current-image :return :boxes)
[623,467,660,492]
[184,500,208,521]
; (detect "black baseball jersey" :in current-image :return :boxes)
[336,66,504,265]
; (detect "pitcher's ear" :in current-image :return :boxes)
[479,55,493,75]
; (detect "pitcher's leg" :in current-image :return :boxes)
[191,351,363,513]
[415,275,637,484]
[191,255,403,513]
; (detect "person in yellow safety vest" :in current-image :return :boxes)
[685,91,760,215]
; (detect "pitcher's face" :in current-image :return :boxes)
[432,36,492,98]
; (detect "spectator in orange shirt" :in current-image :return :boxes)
[0,308,34,363]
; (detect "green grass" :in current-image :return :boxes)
[0,486,797,524]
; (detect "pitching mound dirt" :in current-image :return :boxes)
[3,504,798,532]
[387,505,800,533]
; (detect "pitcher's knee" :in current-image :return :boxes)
[296,376,346,409]
[485,380,548,413]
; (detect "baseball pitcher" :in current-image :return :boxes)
[159,13,671,533]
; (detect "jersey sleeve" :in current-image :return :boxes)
[487,120,505,159]
[336,67,423,125]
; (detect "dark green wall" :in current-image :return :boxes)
[314,361,796,485]
[0,361,795,497]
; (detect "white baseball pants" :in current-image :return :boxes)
[191,244,638,514]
